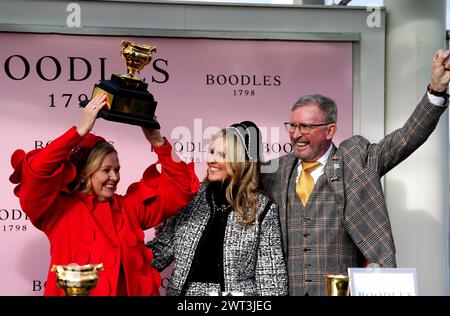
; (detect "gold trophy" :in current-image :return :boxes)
[85,40,160,128]
[51,263,104,296]
[325,274,350,296]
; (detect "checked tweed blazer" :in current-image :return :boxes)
[149,183,288,296]
[264,94,448,268]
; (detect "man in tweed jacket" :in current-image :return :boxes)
[263,49,450,296]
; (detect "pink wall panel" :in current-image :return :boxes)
[0,33,352,295]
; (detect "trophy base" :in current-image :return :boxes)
[62,285,96,296]
[91,74,160,129]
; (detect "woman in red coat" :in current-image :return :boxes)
[9,93,199,296]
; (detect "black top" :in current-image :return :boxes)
[190,182,231,287]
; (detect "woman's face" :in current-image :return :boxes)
[90,152,120,202]
[207,136,230,182]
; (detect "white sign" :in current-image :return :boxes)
[348,268,418,296]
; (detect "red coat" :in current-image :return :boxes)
[10,127,199,296]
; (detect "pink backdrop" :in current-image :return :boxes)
[0,33,352,295]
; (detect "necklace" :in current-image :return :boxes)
[210,191,230,214]
[214,203,230,213]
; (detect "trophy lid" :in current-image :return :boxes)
[121,40,157,54]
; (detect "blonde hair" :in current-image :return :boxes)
[206,128,263,227]
[72,142,117,194]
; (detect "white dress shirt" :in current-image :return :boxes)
[295,144,333,184]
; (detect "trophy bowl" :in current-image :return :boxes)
[51,263,104,296]
[120,40,157,79]
[325,274,350,296]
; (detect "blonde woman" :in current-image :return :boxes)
[149,121,287,296]
[9,94,199,296]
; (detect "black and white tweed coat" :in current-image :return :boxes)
[149,183,288,296]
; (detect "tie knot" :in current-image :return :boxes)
[301,161,320,172]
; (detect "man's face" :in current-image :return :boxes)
[288,102,336,161]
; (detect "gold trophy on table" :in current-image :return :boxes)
[83,40,160,128]
[51,263,104,296]
[326,274,350,296]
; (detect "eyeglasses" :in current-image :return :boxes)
[284,122,332,134]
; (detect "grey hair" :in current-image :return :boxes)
[291,94,337,124]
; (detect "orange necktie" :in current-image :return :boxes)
[296,161,321,206]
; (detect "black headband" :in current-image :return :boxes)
[228,121,261,162]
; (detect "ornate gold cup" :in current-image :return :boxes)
[51,263,104,296]
[84,40,160,128]
[120,40,157,79]
[326,274,350,296]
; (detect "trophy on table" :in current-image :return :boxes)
[325,274,350,296]
[82,40,160,128]
[51,263,104,296]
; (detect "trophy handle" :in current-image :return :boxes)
[94,263,104,272]
[51,264,64,274]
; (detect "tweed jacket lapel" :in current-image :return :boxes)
[323,145,345,216]
[278,153,298,252]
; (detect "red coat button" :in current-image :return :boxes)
[132,253,144,271]
[81,226,95,244]
[102,253,116,269]
[123,231,137,247]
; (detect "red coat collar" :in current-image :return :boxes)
[74,191,121,212]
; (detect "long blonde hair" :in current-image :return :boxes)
[72,142,117,194]
[206,127,263,226]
